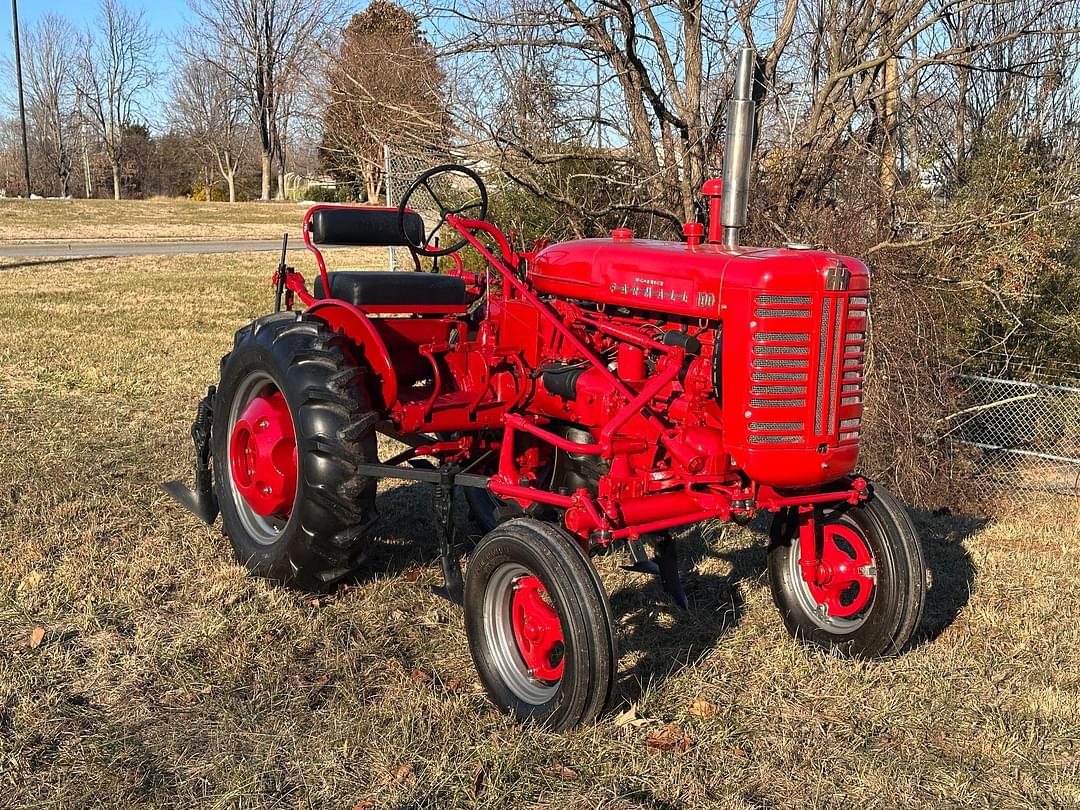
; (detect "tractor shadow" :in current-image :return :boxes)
[605,501,982,702]
[344,481,476,585]
[605,522,761,705]
[908,506,982,647]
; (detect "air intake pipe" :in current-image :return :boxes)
[720,47,759,249]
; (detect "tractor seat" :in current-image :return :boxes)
[314,271,466,308]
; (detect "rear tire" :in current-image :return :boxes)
[464,518,617,730]
[767,484,926,658]
[212,312,378,591]
[464,485,505,533]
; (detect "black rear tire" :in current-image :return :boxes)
[464,485,503,533]
[464,518,617,731]
[212,312,378,591]
[767,484,926,658]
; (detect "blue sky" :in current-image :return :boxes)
[4,0,193,128]
[4,0,191,44]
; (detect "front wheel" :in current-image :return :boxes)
[767,485,926,658]
[464,518,617,730]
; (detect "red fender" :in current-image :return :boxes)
[306,300,398,409]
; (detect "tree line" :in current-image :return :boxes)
[2,0,1078,498]
[0,0,362,201]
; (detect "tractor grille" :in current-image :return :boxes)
[812,291,866,441]
[838,295,867,443]
[748,294,812,445]
[748,290,866,446]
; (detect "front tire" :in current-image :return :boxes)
[212,312,378,591]
[464,518,617,730]
[767,485,926,658]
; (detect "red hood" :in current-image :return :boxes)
[530,237,868,318]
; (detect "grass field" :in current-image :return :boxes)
[1,252,1078,808]
[0,198,307,243]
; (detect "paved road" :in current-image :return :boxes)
[0,239,285,259]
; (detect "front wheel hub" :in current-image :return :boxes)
[801,524,876,619]
[229,387,297,518]
[510,575,565,682]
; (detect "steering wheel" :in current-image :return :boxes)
[397,164,488,257]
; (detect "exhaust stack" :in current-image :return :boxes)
[720,47,758,249]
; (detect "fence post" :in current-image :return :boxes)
[384,143,395,271]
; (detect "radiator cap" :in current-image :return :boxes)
[611,227,634,241]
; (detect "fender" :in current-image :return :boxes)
[307,299,399,409]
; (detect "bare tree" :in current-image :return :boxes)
[321,1,446,202]
[75,0,155,200]
[21,14,77,197]
[422,0,1079,234]
[169,43,251,202]
[188,0,339,201]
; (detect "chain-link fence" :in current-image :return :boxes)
[944,372,1080,495]
[383,145,457,270]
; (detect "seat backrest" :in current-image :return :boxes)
[308,206,424,247]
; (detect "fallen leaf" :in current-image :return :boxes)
[614,704,638,727]
[539,763,580,780]
[646,722,692,753]
[402,568,423,583]
[472,765,486,797]
[28,627,45,649]
[446,677,466,694]
[351,801,375,810]
[308,598,321,608]
[689,699,717,718]
[409,668,432,684]
[391,763,414,783]
[614,703,650,729]
[310,674,332,690]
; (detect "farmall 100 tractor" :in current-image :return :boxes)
[164,49,926,730]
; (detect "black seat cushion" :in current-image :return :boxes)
[309,207,424,247]
[314,271,466,307]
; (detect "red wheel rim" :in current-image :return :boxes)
[228,386,297,518]
[510,575,565,681]
[801,523,876,619]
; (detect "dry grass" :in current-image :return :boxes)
[0,198,307,243]
[1,252,1079,808]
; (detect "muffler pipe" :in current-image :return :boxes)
[721,47,758,250]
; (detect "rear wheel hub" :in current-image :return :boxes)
[229,387,297,518]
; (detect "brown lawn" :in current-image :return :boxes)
[1,252,1077,807]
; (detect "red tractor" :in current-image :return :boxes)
[164,49,925,730]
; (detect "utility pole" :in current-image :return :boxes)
[595,53,602,150]
[11,0,31,198]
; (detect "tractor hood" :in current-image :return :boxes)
[529,235,868,320]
